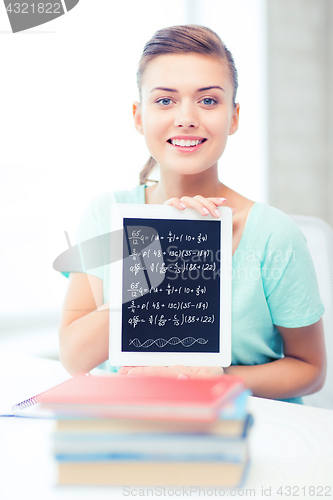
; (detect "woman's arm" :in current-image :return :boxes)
[224,318,327,399]
[59,273,109,375]
[119,319,326,399]
[59,196,229,376]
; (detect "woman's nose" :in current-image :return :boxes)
[173,102,198,128]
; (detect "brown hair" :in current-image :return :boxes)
[137,25,239,185]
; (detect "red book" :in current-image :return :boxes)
[35,374,245,422]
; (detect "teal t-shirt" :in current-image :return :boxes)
[63,184,325,404]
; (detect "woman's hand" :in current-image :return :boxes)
[117,365,224,379]
[163,195,237,217]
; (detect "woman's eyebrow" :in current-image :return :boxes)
[150,87,177,93]
[197,86,225,92]
[150,86,225,93]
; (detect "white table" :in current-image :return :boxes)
[0,353,332,500]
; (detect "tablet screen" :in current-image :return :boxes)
[109,204,232,367]
[122,217,221,354]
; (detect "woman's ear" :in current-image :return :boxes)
[133,101,144,135]
[229,103,240,136]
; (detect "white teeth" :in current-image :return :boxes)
[171,139,203,147]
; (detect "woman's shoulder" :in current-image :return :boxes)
[75,185,145,240]
[228,188,295,229]
[246,201,306,254]
[252,202,302,232]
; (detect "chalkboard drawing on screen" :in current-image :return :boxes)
[122,218,221,354]
[109,203,232,367]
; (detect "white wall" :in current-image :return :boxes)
[185,0,268,204]
[266,0,333,227]
[0,0,267,320]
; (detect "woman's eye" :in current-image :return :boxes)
[201,98,218,106]
[157,98,172,106]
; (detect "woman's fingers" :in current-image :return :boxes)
[126,366,179,378]
[118,365,224,379]
[193,366,224,377]
[177,366,224,378]
[207,197,227,204]
[117,366,135,376]
[164,196,227,218]
[164,196,237,218]
[163,198,187,210]
[181,195,226,218]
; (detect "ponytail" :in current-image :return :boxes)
[139,156,158,185]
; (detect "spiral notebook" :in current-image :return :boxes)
[6,376,83,418]
[7,373,246,421]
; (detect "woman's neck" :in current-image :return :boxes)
[145,166,227,204]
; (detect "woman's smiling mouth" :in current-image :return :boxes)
[167,136,207,152]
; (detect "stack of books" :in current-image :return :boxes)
[36,374,253,487]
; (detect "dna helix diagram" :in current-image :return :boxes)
[129,336,208,349]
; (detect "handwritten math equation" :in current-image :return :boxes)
[122,219,221,352]
[128,313,215,328]
[129,230,208,245]
[126,283,207,298]
[129,261,216,276]
[128,300,209,313]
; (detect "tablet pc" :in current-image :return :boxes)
[109,203,232,367]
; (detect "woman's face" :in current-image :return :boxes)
[133,53,239,177]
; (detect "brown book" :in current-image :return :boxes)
[58,459,249,487]
[55,415,247,437]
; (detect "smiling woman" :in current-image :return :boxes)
[58,25,326,405]
[136,25,239,186]
[133,52,239,191]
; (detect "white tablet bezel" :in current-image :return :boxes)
[109,203,232,367]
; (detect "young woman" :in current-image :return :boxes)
[59,25,326,403]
